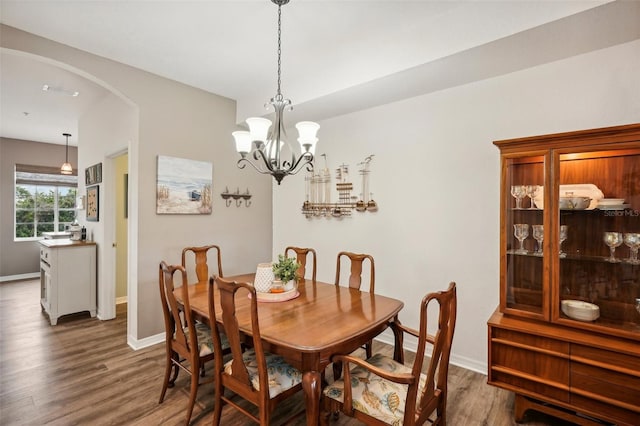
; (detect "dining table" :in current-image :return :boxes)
[176,273,404,426]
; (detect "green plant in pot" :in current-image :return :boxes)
[272,254,301,285]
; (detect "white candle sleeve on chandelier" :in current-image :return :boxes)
[296,121,320,154]
[246,117,272,143]
[232,131,252,155]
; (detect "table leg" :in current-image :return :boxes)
[303,370,321,426]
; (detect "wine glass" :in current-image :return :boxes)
[513,224,529,254]
[510,185,526,209]
[525,185,540,209]
[623,233,640,264]
[603,231,623,263]
[532,224,544,256]
[559,225,568,258]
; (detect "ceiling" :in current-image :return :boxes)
[0,0,622,146]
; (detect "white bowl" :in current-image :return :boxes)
[559,197,591,210]
[561,300,599,322]
[598,198,625,206]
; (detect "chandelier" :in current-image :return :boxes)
[232,0,319,185]
[60,133,73,175]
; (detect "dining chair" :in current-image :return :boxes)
[208,276,304,425]
[285,246,317,283]
[321,282,457,426]
[158,261,228,426]
[334,251,375,293]
[333,251,376,379]
[181,244,224,283]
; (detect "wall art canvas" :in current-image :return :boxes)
[156,155,213,214]
[85,163,102,185]
[86,185,99,221]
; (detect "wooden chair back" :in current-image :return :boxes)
[323,282,457,425]
[285,246,317,283]
[158,261,197,359]
[334,251,375,292]
[159,261,214,425]
[181,245,223,283]
[412,281,457,424]
[208,276,303,425]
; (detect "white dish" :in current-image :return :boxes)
[533,184,603,210]
[598,204,630,211]
[598,198,625,206]
[253,288,300,303]
[561,300,599,322]
[559,197,591,210]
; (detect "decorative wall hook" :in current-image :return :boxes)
[241,188,252,207]
[231,188,243,207]
[221,186,252,207]
[220,186,233,207]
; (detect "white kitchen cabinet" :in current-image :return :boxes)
[39,239,97,325]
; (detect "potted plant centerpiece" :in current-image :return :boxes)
[272,254,301,292]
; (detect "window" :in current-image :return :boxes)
[14,165,78,240]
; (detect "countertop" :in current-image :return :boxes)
[39,239,97,248]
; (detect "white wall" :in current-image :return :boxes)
[273,39,640,373]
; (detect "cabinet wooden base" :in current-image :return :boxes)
[514,395,611,426]
[488,310,640,426]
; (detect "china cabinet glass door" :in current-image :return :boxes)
[502,154,548,319]
[556,148,640,338]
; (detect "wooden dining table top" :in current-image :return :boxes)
[180,273,404,356]
[177,272,404,426]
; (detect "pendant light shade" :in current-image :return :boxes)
[60,133,73,175]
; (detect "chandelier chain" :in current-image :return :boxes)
[276,4,282,99]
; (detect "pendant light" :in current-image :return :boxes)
[60,133,73,175]
[233,0,320,185]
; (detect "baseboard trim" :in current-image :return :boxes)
[0,272,39,282]
[128,332,164,350]
[374,332,487,376]
[116,296,128,305]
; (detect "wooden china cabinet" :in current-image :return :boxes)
[487,123,640,425]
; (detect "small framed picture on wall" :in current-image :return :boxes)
[87,185,99,222]
[85,163,102,186]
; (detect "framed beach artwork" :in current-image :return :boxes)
[156,155,213,214]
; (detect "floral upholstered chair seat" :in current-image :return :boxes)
[184,322,229,356]
[323,353,427,425]
[224,349,302,398]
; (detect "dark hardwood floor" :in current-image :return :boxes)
[0,279,575,425]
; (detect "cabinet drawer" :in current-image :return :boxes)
[572,344,640,375]
[570,393,640,426]
[492,328,570,355]
[492,343,569,384]
[40,246,52,263]
[571,363,640,409]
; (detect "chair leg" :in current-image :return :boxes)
[212,381,223,426]
[159,348,173,403]
[183,367,199,426]
[365,340,372,359]
[169,352,180,387]
[332,360,342,381]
